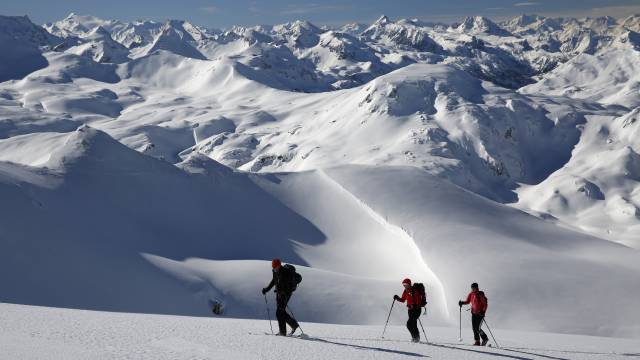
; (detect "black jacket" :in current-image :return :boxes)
[264,266,296,294]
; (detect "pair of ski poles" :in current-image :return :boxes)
[381,300,498,347]
[263,294,305,335]
[264,295,497,347]
[458,305,500,348]
[381,299,429,343]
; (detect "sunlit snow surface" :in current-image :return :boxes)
[1,12,640,347]
[1,303,639,360]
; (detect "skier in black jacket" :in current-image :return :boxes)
[262,258,300,335]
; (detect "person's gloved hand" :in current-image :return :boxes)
[393,295,401,301]
[458,300,464,307]
[261,288,268,295]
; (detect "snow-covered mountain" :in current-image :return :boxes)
[454,16,512,37]
[0,15,62,82]
[64,26,130,63]
[2,11,640,342]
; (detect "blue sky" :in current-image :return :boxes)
[3,0,640,28]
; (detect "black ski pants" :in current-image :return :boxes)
[471,313,488,342]
[276,292,299,335]
[407,307,421,340]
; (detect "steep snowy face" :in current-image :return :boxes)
[299,31,389,89]
[521,48,640,108]
[272,20,322,49]
[362,16,443,53]
[64,26,130,63]
[0,36,48,83]
[208,26,274,50]
[109,20,165,49]
[137,24,206,59]
[0,15,60,82]
[621,14,640,32]
[338,22,367,36]
[517,109,640,248]
[454,16,511,36]
[353,63,586,200]
[614,29,640,50]
[502,14,564,37]
[36,12,640,93]
[165,19,213,43]
[583,16,618,34]
[504,14,543,31]
[0,15,61,47]
[45,14,214,52]
[44,12,125,38]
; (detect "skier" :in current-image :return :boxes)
[393,278,424,342]
[262,258,301,336]
[458,282,489,346]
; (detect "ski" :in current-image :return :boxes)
[248,331,309,339]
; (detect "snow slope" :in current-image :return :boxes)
[516,110,640,248]
[65,26,130,63]
[520,48,640,108]
[1,127,639,337]
[0,15,60,82]
[1,303,639,360]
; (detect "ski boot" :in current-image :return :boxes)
[289,325,299,336]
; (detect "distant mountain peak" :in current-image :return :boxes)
[374,15,390,26]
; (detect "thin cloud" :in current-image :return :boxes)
[247,1,260,13]
[538,5,640,19]
[200,5,219,14]
[514,2,540,7]
[281,4,350,15]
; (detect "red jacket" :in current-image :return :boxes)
[398,289,422,308]
[462,290,488,314]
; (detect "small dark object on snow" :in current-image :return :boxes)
[209,300,224,315]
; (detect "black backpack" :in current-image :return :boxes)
[282,264,302,292]
[412,283,427,307]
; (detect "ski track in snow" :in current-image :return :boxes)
[1,303,639,360]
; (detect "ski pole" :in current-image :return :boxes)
[381,299,395,338]
[264,295,274,334]
[483,318,500,349]
[458,305,462,342]
[418,318,429,343]
[286,305,305,335]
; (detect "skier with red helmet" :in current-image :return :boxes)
[393,278,424,342]
[262,259,302,336]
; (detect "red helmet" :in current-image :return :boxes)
[402,278,412,286]
[272,258,282,269]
